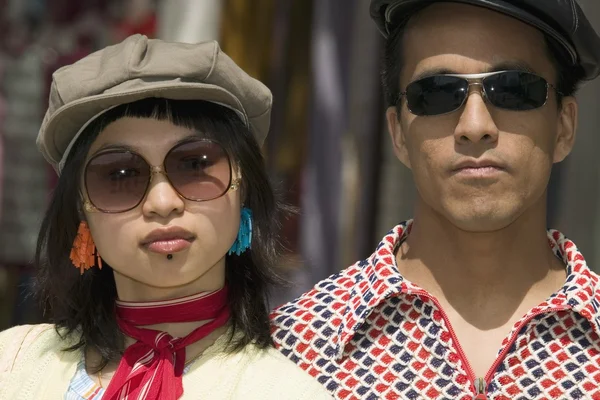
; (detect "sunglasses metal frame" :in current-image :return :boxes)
[398,70,561,117]
[83,138,240,213]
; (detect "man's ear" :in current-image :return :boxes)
[553,96,577,163]
[386,106,411,169]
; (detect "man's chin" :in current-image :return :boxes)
[443,210,519,234]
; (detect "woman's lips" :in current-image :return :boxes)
[145,238,193,254]
[141,226,195,254]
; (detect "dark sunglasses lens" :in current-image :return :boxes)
[164,140,232,202]
[406,76,469,116]
[484,71,548,110]
[85,152,150,212]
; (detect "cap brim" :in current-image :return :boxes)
[39,82,250,172]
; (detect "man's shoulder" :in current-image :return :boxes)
[271,223,408,328]
[271,258,369,322]
[270,259,370,362]
[578,267,600,324]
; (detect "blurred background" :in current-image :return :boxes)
[0,0,599,331]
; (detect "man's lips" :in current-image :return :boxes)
[451,158,507,177]
[452,158,506,171]
[453,166,504,177]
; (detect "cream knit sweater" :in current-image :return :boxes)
[0,324,332,400]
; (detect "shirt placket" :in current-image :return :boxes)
[405,288,570,399]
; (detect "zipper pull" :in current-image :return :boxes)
[473,377,487,400]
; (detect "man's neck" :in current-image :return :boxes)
[396,199,566,330]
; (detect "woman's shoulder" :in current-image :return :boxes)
[244,344,310,370]
[226,344,333,399]
[0,324,82,399]
[187,332,331,399]
[0,324,63,371]
[0,323,58,351]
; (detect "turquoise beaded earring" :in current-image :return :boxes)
[228,207,253,256]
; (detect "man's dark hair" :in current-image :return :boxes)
[381,20,586,110]
[34,98,286,372]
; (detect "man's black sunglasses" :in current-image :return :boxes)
[398,70,560,116]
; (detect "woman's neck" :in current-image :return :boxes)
[121,320,229,352]
[87,323,229,384]
[112,263,226,302]
[86,281,231,378]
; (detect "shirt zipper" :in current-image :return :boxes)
[481,306,569,383]
[474,377,487,400]
[410,289,569,399]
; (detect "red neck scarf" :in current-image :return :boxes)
[103,286,230,400]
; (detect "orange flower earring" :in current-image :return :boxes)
[70,221,102,275]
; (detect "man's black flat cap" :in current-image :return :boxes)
[370,0,600,80]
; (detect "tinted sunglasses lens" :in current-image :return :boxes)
[85,152,150,212]
[164,140,232,202]
[484,71,548,110]
[406,75,469,116]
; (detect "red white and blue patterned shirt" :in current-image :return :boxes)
[270,220,600,399]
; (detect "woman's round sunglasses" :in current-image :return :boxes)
[83,138,239,213]
[398,70,561,116]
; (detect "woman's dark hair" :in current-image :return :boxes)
[381,17,586,110]
[35,98,286,370]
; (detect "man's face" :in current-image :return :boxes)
[386,2,578,232]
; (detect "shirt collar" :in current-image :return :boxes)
[335,220,600,357]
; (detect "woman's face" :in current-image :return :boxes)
[83,117,241,301]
